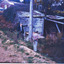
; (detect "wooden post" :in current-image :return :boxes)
[42,18,44,35]
[29,0,33,41]
[55,23,61,33]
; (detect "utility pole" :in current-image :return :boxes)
[29,0,33,41]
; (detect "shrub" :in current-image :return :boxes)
[3,5,17,23]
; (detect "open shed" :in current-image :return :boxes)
[16,10,45,35]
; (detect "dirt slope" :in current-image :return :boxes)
[0,30,56,63]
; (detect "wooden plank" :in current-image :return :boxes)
[46,18,64,25]
[46,15,64,20]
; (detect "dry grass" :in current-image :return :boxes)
[0,29,56,63]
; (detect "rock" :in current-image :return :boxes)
[5,40,11,44]
[7,45,15,51]
[0,31,4,35]
[0,39,2,44]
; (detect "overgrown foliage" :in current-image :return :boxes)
[3,5,17,23]
[28,57,34,63]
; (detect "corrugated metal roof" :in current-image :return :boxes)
[17,10,45,18]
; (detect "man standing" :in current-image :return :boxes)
[33,31,39,52]
[20,23,24,39]
[17,21,27,40]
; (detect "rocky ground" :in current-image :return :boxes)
[0,29,56,63]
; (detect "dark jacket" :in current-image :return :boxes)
[17,22,20,31]
[17,22,27,33]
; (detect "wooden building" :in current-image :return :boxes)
[16,10,45,35]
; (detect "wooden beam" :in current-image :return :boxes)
[46,18,64,25]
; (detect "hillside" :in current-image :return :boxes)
[0,28,56,63]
